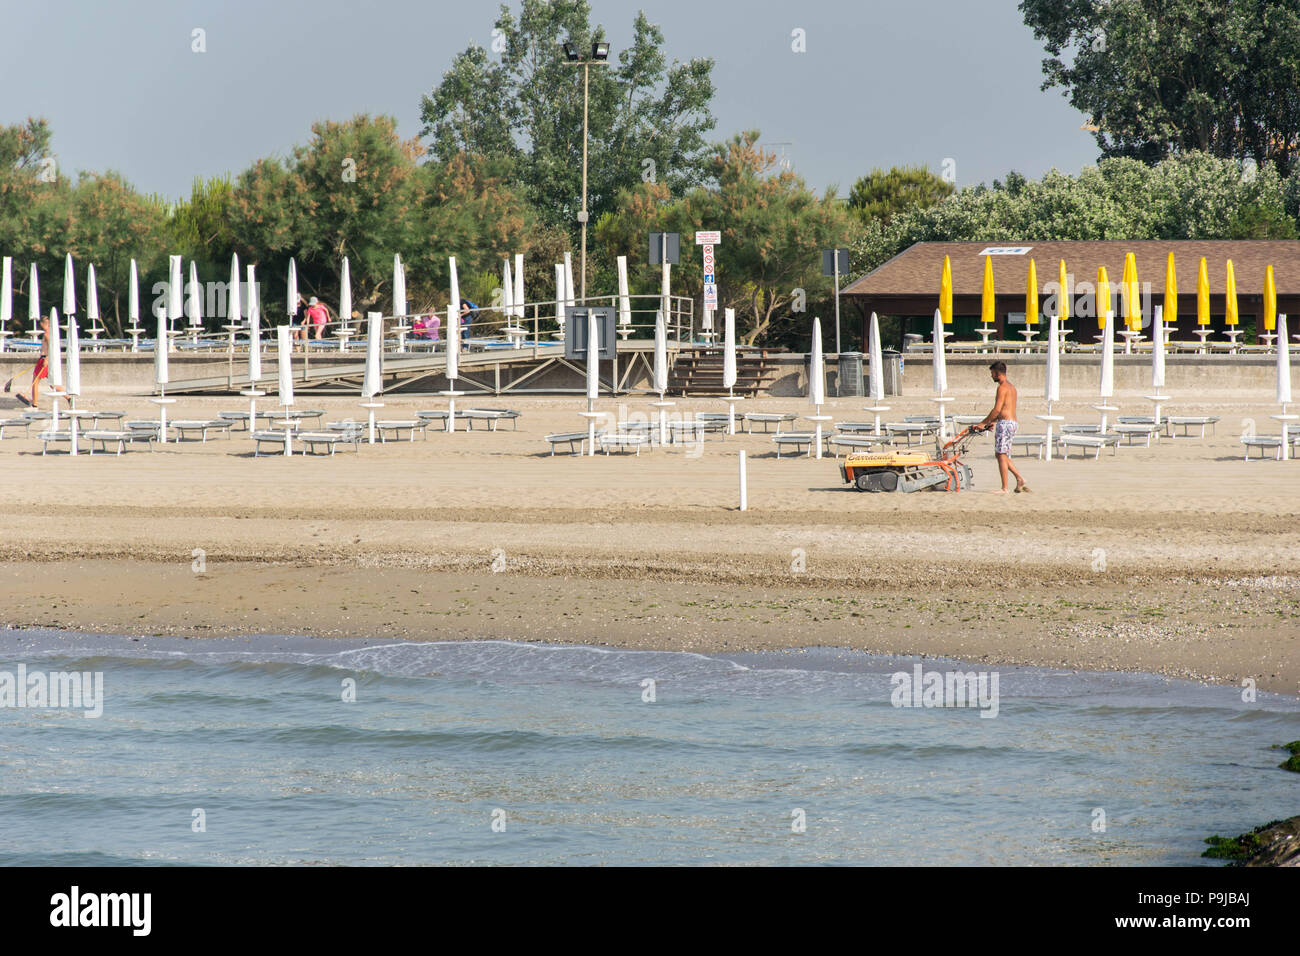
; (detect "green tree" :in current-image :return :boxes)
[1020,0,1300,171]
[419,0,716,232]
[848,166,954,223]
[598,132,856,346]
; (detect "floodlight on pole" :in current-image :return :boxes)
[563,38,612,304]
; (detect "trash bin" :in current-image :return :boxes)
[881,349,902,396]
[837,351,864,397]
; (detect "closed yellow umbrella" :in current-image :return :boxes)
[1096,265,1110,328]
[1197,257,1210,325]
[1122,252,1140,331]
[981,255,995,328]
[1225,260,1239,326]
[1057,259,1069,322]
[939,254,953,325]
[1264,264,1277,333]
[1163,252,1177,327]
[1025,259,1038,326]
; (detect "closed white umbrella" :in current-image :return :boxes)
[153,305,167,387]
[616,255,631,330]
[1277,313,1294,460]
[809,318,827,458]
[1038,313,1062,460]
[660,260,672,338]
[723,306,739,433]
[63,253,75,317]
[64,311,82,452]
[287,258,298,320]
[1,256,11,351]
[240,258,262,433]
[65,312,80,398]
[361,310,384,444]
[276,324,295,455]
[652,309,670,444]
[127,259,140,350]
[502,258,515,324]
[167,255,183,349]
[514,253,525,322]
[29,263,40,332]
[1148,304,1171,437]
[277,324,294,405]
[85,264,99,335]
[339,257,352,331]
[866,311,889,435]
[48,306,63,392]
[392,254,404,319]
[445,256,462,432]
[555,263,565,332]
[1277,313,1292,407]
[187,260,202,333]
[227,253,242,349]
[585,309,600,455]
[931,309,951,440]
[564,252,576,307]
[153,293,177,442]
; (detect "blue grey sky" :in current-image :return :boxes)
[3,0,1097,201]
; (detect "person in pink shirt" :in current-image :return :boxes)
[297,296,330,341]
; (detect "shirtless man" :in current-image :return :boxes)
[975,361,1029,494]
[5,315,64,407]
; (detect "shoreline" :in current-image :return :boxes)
[3,558,1296,695]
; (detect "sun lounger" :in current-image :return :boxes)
[834,422,884,434]
[1010,434,1047,457]
[544,431,598,455]
[171,419,234,442]
[1061,423,1101,434]
[375,420,427,442]
[827,434,883,457]
[217,410,260,431]
[1241,436,1283,460]
[84,429,137,455]
[1057,434,1120,459]
[89,410,126,427]
[772,433,815,457]
[465,408,520,430]
[0,417,33,439]
[296,430,361,455]
[251,430,295,456]
[884,422,935,445]
[1118,415,1170,437]
[1165,416,1219,438]
[1112,424,1157,447]
[666,420,711,443]
[743,412,797,434]
[123,420,164,440]
[36,429,72,454]
[416,409,469,425]
[597,432,650,455]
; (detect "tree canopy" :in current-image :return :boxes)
[1020,0,1300,171]
[419,0,716,232]
[848,166,954,224]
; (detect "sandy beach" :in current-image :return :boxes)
[1,389,1297,693]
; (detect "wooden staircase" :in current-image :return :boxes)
[667,347,783,397]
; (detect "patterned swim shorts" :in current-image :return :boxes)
[993,419,1018,454]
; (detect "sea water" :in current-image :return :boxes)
[0,629,1296,866]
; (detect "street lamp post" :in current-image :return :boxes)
[564,40,610,303]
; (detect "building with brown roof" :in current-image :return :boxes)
[842,240,1300,343]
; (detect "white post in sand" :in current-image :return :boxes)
[930,309,953,441]
[721,307,742,434]
[738,449,748,511]
[240,262,264,432]
[580,309,603,456]
[65,312,82,455]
